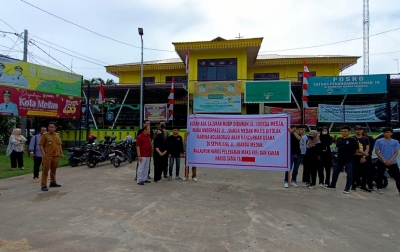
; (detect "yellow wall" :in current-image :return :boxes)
[247,64,340,82]
[119,69,187,84]
[188,49,248,94]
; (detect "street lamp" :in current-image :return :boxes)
[394,59,399,74]
[138,28,144,128]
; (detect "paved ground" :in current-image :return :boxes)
[0,160,399,252]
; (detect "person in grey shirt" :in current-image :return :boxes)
[29,126,47,182]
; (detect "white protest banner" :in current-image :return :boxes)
[186,114,290,171]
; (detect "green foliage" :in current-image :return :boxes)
[0,116,18,145]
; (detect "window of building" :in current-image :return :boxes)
[143,77,155,84]
[198,58,237,81]
[165,76,188,84]
[254,73,280,80]
[298,72,316,82]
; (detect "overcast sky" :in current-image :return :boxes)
[1,0,400,82]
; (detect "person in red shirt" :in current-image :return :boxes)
[136,125,152,185]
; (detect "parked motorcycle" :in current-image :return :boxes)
[86,136,116,168]
[110,140,137,168]
[67,142,93,167]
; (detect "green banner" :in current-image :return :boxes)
[244,80,291,103]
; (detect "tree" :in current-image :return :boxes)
[106,79,115,85]
[0,116,18,145]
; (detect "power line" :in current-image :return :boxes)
[0,18,19,33]
[30,39,107,67]
[30,34,111,65]
[29,41,73,73]
[20,0,176,53]
[259,26,400,53]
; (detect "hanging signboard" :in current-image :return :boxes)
[144,104,168,122]
[318,102,398,122]
[186,114,290,171]
[244,80,291,103]
[193,81,241,113]
[0,85,81,118]
[308,74,387,95]
[265,106,318,125]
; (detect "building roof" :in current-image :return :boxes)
[106,54,360,67]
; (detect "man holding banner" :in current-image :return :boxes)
[285,126,302,188]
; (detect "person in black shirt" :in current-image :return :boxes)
[324,125,360,194]
[153,129,168,182]
[167,127,184,180]
[135,120,154,180]
[304,130,322,188]
[363,128,375,191]
[352,125,371,192]
[318,126,333,187]
[285,125,302,188]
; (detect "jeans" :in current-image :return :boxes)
[169,156,180,177]
[284,154,302,183]
[330,160,353,191]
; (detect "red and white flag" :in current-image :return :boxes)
[302,61,309,108]
[98,83,105,104]
[168,77,174,121]
[185,47,189,74]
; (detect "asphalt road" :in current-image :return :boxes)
[0,161,399,252]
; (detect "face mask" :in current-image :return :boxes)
[308,136,314,139]
[322,131,328,135]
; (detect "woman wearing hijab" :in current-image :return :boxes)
[318,126,333,187]
[153,129,168,183]
[304,130,322,189]
[6,128,27,171]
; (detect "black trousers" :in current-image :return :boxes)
[376,160,400,191]
[33,156,42,178]
[318,153,332,185]
[361,157,373,189]
[10,150,24,168]
[304,159,318,186]
[352,156,365,188]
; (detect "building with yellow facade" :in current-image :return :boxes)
[90,36,359,128]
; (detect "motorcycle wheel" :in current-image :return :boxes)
[86,155,97,168]
[68,158,79,167]
[112,157,121,168]
[126,153,133,163]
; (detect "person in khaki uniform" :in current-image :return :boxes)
[39,122,64,191]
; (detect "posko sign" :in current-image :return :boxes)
[307,74,387,95]
[186,114,290,171]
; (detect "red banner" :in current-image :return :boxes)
[0,85,81,119]
[264,106,318,125]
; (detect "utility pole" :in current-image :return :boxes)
[21,29,28,138]
[363,0,369,74]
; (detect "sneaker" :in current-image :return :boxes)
[368,187,374,191]
[351,187,357,191]
[343,190,350,194]
[168,176,172,181]
[324,184,329,187]
[360,187,371,193]
[323,185,336,190]
[303,183,309,188]
[41,186,48,191]
[284,182,289,188]
[138,182,145,185]
[49,183,61,187]
[291,182,298,188]
[193,178,198,182]
[308,185,315,189]
[176,177,182,180]
[33,177,39,183]
[378,189,383,194]
[182,177,187,181]
[319,183,324,187]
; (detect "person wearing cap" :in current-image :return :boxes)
[0,63,12,83]
[0,89,18,116]
[11,66,29,87]
[352,125,371,192]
